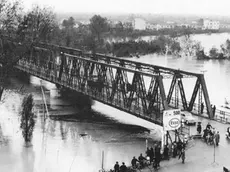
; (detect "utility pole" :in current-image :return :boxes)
[40,80,49,120]
[212,139,218,167]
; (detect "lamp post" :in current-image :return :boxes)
[213,140,216,163]
[212,138,218,167]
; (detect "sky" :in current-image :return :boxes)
[21,0,230,16]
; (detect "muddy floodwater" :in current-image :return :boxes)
[0,76,161,172]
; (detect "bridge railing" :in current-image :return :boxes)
[170,97,230,124]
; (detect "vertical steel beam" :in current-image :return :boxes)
[167,75,177,104]
[175,80,179,108]
[136,74,148,114]
[199,74,213,118]
[127,72,137,108]
[188,78,200,111]
[148,78,159,113]
[58,52,64,81]
[178,78,188,110]
[158,75,169,110]
[198,85,202,114]
[147,77,155,101]
[110,68,127,105]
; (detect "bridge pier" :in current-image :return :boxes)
[57,86,93,110]
[13,68,30,83]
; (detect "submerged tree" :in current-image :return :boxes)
[20,94,35,144]
[220,39,230,58]
[209,47,219,59]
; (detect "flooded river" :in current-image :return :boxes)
[1,33,230,172]
[0,77,161,172]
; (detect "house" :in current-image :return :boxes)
[203,19,220,30]
[220,24,230,29]
[146,23,156,30]
[133,18,146,30]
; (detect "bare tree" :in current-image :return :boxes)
[180,28,199,57]
[220,39,230,58]
[17,5,56,43]
[0,0,22,37]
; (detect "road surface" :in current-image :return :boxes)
[142,115,230,172]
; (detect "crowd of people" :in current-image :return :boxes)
[110,139,187,172]
[197,122,220,146]
[109,118,230,172]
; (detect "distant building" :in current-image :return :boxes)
[179,24,190,28]
[220,24,230,29]
[133,18,146,30]
[146,23,175,31]
[203,19,220,30]
[146,23,156,30]
[161,24,174,29]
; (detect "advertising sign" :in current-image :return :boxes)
[163,109,181,131]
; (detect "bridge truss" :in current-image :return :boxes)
[15,42,213,125]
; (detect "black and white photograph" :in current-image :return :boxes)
[0,0,230,171]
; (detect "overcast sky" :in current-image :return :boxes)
[21,0,230,15]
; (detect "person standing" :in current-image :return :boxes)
[138,153,146,168]
[178,147,185,163]
[213,105,216,117]
[201,102,204,114]
[149,147,154,163]
[172,142,177,157]
[177,140,183,155]
[163,145,169,160]
[120,162,127,172]
[206,122,212,130]
[114,162,120,172]
[215,131,220,146]
[131,157,138,168]
[197,122,202,134]
[146,147,151,158]
[155,144,162,168]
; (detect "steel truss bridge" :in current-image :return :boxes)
[14,42,213,126]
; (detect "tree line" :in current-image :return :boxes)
[1,0,230,59]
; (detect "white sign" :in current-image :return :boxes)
[163,109,181,131]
